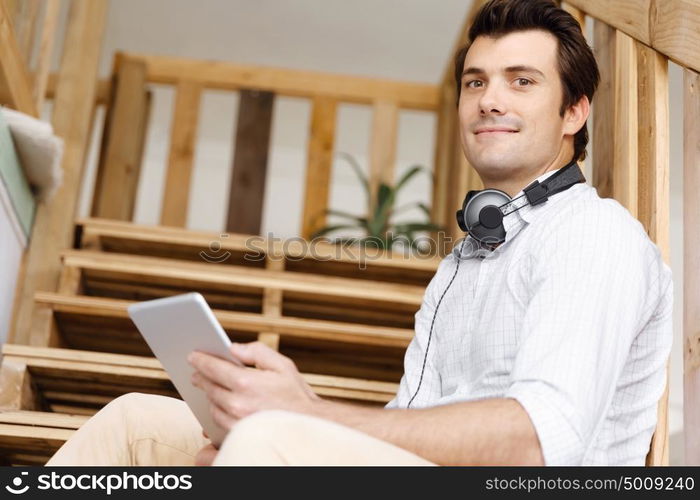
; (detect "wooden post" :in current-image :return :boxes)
[368,99,399,211]
[258,256,284,350]
[160,80,202,227]
[0,0,38,116]
[612,30,638,217]
[592,20,615,199]
[32,0,60,112]
[431,84,455,244]
[684,69,700,466]
[301,96,337,239]
[226,89,275,235]
[636,41,670,466]
[9,0,108,346]
[91,55,149,221]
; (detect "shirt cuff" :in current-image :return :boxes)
[504,381,585,465]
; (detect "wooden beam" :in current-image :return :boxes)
[91,56,149,221]
[258,257,284,350]
[431,83,456,251]
[226,89,275,235]
[301,96,337,239]
[10,0,40,64]
[635,44,670,466]
[32,0,60,111]
[368,99,399,211]
[121,52,439,111]
[566,0,700,73]
[160,80,202,227]
[0,0,38,116]
[592,20,615,199]
[9,0,108,346]
[684,68,700,465]
[636,42,669,261]
[612,30,638,216]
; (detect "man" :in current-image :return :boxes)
[47,0,672,466]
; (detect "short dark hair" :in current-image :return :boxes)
[454,0,599,162]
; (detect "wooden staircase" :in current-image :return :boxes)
[0,217,439,465]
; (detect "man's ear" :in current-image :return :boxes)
[563,95,590,136]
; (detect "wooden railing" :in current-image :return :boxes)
[90,51,441,239]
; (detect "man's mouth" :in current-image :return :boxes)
[474,128,518,135]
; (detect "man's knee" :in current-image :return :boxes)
[225,410,304,447]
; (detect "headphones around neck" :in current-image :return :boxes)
[405,159,586,409]
[455,159,586,245]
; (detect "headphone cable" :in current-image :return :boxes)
[406,238,466,409]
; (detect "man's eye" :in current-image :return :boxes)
[515,78,532,86]
[465,80,483,89]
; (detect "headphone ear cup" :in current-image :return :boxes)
[455,190,481,233]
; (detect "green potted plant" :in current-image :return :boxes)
[311,152,443,252]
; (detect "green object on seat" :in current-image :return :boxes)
[0,110,36,239]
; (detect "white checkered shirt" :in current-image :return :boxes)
[386,168,673,466]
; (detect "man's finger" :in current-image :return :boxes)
[188,351,249,390]
[192,371,242,416]
[231,341,295,373]
[194,444,218,466]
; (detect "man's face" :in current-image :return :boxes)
[458,30,569,181]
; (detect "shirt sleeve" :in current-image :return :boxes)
[503,201,667,465]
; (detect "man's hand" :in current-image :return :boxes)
[188,341,321,431]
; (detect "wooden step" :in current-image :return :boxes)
[1,344,399,410]
[60,249,424,329]
[76,217,440,286]
[0,411,88,465]
[35,292,410,381]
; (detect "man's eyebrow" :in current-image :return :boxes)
[461,65,546,79]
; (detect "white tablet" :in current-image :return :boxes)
[127,292,243,448]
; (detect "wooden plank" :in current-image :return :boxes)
[78,217,441,272]
[613,30,638,216]
[301,96,337,239]
[9,0,108,346]
[0,411,88,429]
[60,250,425,309]
[654,0,700,74]
[566,0,700,73]
[226,89,275,234]
[46,72,112,105]
[10,0,40,62]
[368,100,399,211]
[636,42,669,261]
[592,20,615,199]
[0,0,38,116]
[431,84,456,246]
[122,52,439,111]
[91,55,149,221]
[34,292,414,348]
[684,69,700,465]
[3,344,398,403]
[160,80,202,227]
[259,257,284,350]
[32,0,60,111]
[565,0,651,45]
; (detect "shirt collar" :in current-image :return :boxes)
[451,167,567,260]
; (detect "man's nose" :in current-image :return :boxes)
[478,85,506,115]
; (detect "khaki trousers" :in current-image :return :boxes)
[46,393,434,466]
